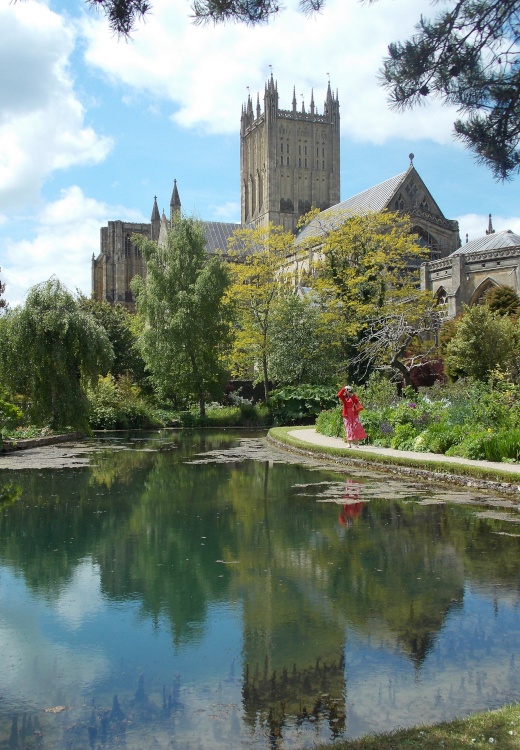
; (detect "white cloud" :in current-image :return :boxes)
[80,0,461,144]
[209,201,241,221]
[54,559,106,629]
[456,213,520,244]
[2,187,145,307]
[0,1,112,212]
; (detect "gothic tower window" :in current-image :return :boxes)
[394,194,405,211]
[243,180,249,221]
[124,235,131,257]
[420,197,429,211]
[413,226,439,260]
[299,158,301,168]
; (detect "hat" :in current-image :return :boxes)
[345,385,353,392]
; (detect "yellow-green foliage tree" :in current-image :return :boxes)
[227,223,297,401]
[311,209,435,383]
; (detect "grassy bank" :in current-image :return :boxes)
[268,426,520,485]
[315,703,520,750]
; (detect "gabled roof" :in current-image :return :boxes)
[203,221,240,254]
[295,165,445,246]
[450,229,520,256]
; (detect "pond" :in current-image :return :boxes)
[1,429,520,750]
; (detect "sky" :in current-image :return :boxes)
[0,0,519,307]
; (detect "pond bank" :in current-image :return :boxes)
[268,426,520,494]
[1,431,85,452]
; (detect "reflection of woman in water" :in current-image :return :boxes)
[338,479,364,527]
[337,386,367,448]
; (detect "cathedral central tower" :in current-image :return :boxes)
[240,75,340,231]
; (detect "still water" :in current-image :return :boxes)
[1,430,520,749]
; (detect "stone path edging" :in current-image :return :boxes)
[267,430,520,496]
[1,432,85,452]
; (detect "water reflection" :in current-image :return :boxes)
[0,430,520,749]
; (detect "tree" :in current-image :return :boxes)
[0,267,7,314]
[0,278,113,429]
[316,210,428,333]
[132,215,234,417]
[444,304,516,380]
[351,293,443,386]
[307,209,432,383]
[78,297,148,385]
[483,284,520,316]
[227,223,296,401]
[380,0,520,180]
[268,290,341,386]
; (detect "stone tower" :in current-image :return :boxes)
[240,75,340,231]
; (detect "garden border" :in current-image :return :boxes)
[268,427,520,495]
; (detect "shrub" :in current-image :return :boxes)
[390,423,418,450]
[416,422,464,454]
[268,384,337,426]
[445,431,490,460]
[87,375,162,430]
[316,408,343,438]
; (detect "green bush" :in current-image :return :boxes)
[268,384,337,426]
[445,430,490,460]
[482,429,520,462]
[315,408,343,438]
[87,375,162,430]
[414,422,464,454]
[390,423,418,450]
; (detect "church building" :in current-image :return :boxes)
[92,75,460,307]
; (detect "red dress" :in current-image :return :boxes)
[337,387,367,442]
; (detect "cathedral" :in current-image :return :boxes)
[92,75,461,307]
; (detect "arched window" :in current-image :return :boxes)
[469,279,499,306]
[124,235,132,258]
[413,226,439,260]
[394,194,405,211]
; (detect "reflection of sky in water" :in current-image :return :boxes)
[344,587,520,738]
[2,432,520,749]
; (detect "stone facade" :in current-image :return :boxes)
[240,76,340,232]
[421,223,520,319]
[92,77,461,307]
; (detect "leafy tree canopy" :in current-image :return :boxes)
[315,209,428,332]
[444,303,517,380]
[78,297,148,386]
[132,215,234,416]
[0,278,113,429]
[482,284,520,316]
[227,222,296,400]
[268,291,341,386]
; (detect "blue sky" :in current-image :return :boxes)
[1,0,518,306]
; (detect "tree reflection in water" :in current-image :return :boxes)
[0,430,520,748]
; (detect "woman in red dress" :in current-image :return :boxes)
[337,385,367,447]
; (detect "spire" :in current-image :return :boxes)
[310,89,315,115]
[151,195,160,222]
[486,213,495,235]
[292,86,297,112]
[256,93,261,119]
[170,179,181,223]
[150,195,161,241]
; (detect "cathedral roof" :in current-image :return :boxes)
[450,229,520,256]
[295,168,412,245]
[203,221,240,254]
